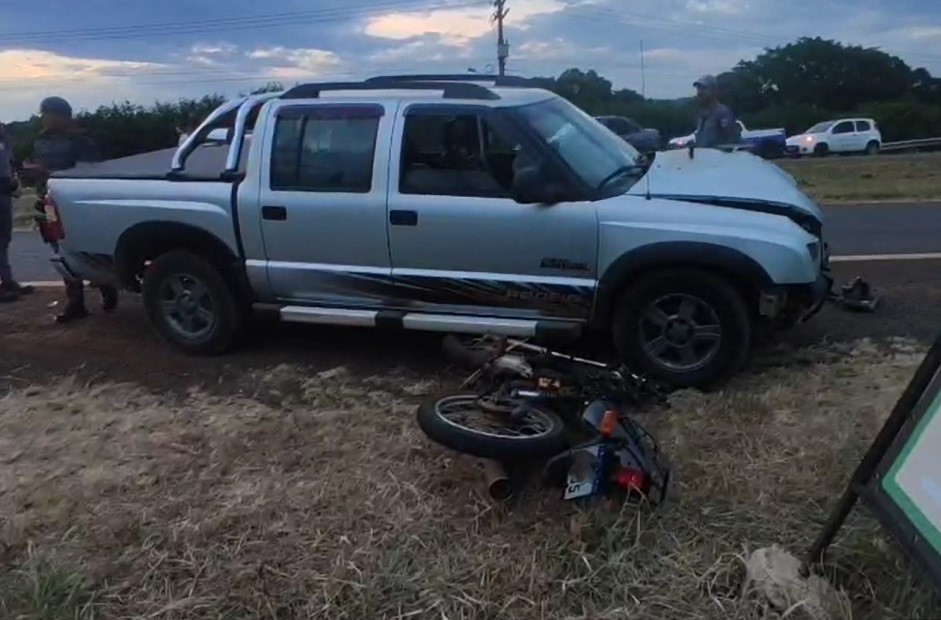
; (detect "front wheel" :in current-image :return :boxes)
[142,250,243,355]
[612,269,752,389]
[416,392,568,460]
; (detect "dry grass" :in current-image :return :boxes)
[12,188,36,230]
[777,152,941,203]
[1,341,939,619]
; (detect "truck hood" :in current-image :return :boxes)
[628,148,823,227]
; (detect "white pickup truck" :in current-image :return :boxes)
[40,75,831,388]
[668,120,787,158]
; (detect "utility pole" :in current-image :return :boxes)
[492,0,509,77]
[640,39,646,98]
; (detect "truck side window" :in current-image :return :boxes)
[399,111,523,199]
[270,106,381,193]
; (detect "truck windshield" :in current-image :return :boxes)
[513,97,642,191]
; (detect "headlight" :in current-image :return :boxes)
[804,136,814,142]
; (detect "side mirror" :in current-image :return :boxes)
[511,165,568,205]
[205,128,230,144]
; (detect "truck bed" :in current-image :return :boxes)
[52,144,230,180]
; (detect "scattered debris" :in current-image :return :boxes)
[743,546,849,620]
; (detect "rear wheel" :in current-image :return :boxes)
[416,392,568,460]
[759,141,783,159]
[866,140,880,156]
[142,250,243,355]
[611,269,751,389]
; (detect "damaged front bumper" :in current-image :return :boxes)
[759,254,878,326]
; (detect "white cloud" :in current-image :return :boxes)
[364,0,566,46]
[685,0,750,15]
[909,26,941,41]
[0,48,162,82]
[190,43,238,56]
[246,47,344,80]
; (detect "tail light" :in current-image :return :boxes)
[613,467,649,494]
[39,193,65,242]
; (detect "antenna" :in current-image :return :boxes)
[641,39,651,200]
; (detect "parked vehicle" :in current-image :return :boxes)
[785,118,882,157]
[668,120,787,158]
[595,115,662,154]
[42,74,831,388]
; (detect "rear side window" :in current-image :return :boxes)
[855,120,872,132]
[270,105,383,193]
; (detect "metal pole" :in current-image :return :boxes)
[808,333,941,564]
[640,40,646,98]
[494,0,508,77]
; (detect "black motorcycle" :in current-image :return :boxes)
[416,335,671,505]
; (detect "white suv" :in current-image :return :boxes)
[785,118,882,156]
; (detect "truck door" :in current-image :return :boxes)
[386,105,598,321]
[256,102,395,306]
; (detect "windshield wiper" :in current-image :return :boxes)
[595,164,647,191]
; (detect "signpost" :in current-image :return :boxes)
[811,333,941,595]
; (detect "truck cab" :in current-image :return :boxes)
[45,76,830,388]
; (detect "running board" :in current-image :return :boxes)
[275,305,583,340]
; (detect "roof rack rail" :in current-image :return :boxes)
[281,80,500,101]
[365,73,537,88]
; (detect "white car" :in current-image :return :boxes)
[785,118,882,157]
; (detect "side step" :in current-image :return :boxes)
[275,305,583,341]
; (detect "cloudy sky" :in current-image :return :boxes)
[1,0,939,121]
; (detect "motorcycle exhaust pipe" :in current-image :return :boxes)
[478,459,512,501]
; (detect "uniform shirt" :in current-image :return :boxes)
[694,103,741,148]
[32,129,101,197]
[0,139,16,196]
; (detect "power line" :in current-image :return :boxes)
[0,0,477,45]
[567,4,941,67]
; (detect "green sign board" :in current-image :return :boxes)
[880,384,941,559]
[812,334,941,595]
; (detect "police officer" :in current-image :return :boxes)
[692,75,741,149]
[30,96,118,322]
[0,122,34,302]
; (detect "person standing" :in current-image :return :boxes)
[0,122,34,303]
[692,75,741,149]
[28,96,118,322]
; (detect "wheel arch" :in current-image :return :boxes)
[114,221,245,294]
[592,242,772,331]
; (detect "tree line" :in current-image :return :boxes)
[6,37,941,161]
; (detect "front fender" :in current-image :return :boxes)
[592,232,818,329]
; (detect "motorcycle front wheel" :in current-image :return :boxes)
[416,391,568,460]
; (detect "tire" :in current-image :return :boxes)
[759,142,783,160]
[866,141,880,156]
[416,392,568,460]
[814,143,829,157]
[142,250,243,355]
[611,268,751,389]
[442,334,502,368]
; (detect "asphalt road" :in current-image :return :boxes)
[9,202,941,283]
